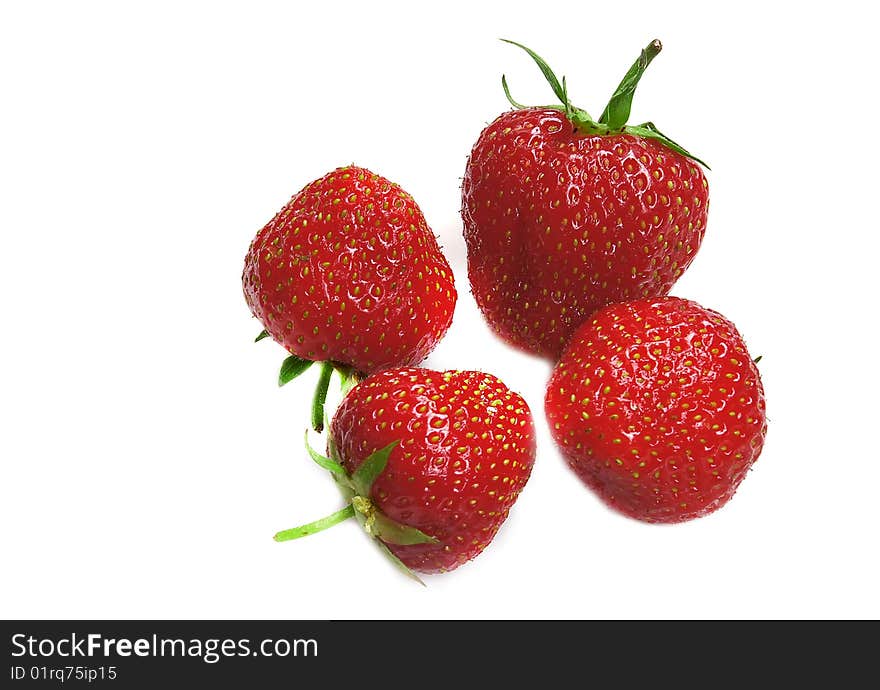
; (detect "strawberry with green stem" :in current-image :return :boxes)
[274,368,536,579]
[462,40,709,359]
[244,166,457,430]
[275,437,436,584]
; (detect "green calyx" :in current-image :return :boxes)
[277,354,333,433]
[278,353,313,386]
[259,327,363,432]
[500,38,709,168]
[274,435,438,585]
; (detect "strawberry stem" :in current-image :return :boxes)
[311,361,334,432]
[598,39,662,130]
[273,505,355,541]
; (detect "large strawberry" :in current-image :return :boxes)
[462,40,709,359]
[274,368,536,578]
[545,297,766,523]
[243,166,457,428]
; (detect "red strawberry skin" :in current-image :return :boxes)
[462,108,708,359]
[545,297,766,523]
[331,368,536,573]
[243,166,456,373]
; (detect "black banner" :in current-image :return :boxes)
[1,620,874,686]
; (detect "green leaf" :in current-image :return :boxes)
[254,329,270,343]
[327,437,342,464]
[278,355,313,387]
[327,439,357,501]
[339,373,356,396]
[304,430,346,477]
[351,506,427,586]
[500,39,567,107]
[501,74,528,110]
[311,361,334,432]
[561,76,572,121]
[373,539,427,586]
[372,512,439,546]
[350,441,399,498]
[753,355,763,364]
[599,39,663,129]
[273,504,355,542]
[624,123,710,169]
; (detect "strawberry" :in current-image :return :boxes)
[243,165,457,427]
[462,40,709,359]
[275,368,536,577]
[545,297,767,523]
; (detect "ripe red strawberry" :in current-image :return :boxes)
[243,166,457,419]
[275,368,536,577]
[463,40,709,359]
[545,297,766,523]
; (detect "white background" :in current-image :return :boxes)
[2,1,878,620]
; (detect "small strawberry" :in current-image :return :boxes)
[243,166,457,428]
[275,368,536,577]
[545,297,766,523]
[462,40,709,359]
